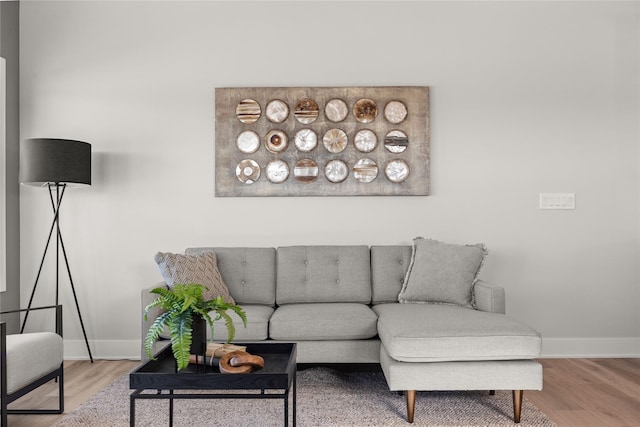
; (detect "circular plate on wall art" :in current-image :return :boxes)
[354,129,377,153]
[324,159,349,183]
[265,99,289,123]
[353,98,378,123]
[294,129,318,152]
[264,130,289,154]
[324,98,349,122]
[323,129,348,153]
[353,158,378,183]
[384,159,410,183]
[266,159,289,183]
[236,130,261,154]
[236,159,261,184]
[294,159,319,183]
[294,98,319,124]
[384,130,408,153]
[384,100,408,124]
[235,99,261,124]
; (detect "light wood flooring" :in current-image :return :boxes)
[5,358,639,427]
[526,358,640,427]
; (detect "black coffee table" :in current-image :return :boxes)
[129,342,297,426]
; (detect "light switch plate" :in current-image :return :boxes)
[540,193,575,209]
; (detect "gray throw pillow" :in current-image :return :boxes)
[398,237,487,307]
[154,251,235,304]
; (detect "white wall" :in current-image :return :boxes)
[19,1,640,359]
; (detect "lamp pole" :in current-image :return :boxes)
[20,183,94,362]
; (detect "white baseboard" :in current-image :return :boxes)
[62,337,640,360]
[541,337,640,358]
[63,339,141,360]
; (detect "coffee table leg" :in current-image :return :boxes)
[169,390,174,427]
[293,370,297,427]
[130,393,136,427]
[284,388,289,426]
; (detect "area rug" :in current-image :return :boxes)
[54,367,556,426]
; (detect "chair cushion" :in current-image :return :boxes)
[269,303,378,340]
[398,237,487,307]
[5,332,63,394]
[373,303,541,362]
[208,304,273,341]
[154,251,235,304]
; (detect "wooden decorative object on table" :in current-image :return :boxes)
[207,342,247,357]
[188,343,248,366]
[219,351,265,374]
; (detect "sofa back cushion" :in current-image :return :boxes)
[370,245,412,304]
[276,246,371,304]
[186,247,276,306]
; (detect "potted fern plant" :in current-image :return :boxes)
[144,283,247,371]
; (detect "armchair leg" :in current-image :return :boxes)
[513,390,523,423]
[58,364,65,414]
[406,390,416,423]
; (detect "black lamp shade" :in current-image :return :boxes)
[20,138,92,187]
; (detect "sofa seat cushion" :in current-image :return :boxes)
[270,303,378,340]
[209,304,273,341]
[373,303,541,362]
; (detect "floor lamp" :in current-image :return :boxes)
[19,138,94,362]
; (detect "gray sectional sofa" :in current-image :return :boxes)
[141,244,542,423]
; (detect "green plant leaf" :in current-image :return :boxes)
[216,309,236,342]
[169,310,193,371]
[227,305,247,327]
[201,312,215,342]
[144,310,174,361]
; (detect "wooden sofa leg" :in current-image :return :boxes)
[406,390,416,423]
[512,390,523,423]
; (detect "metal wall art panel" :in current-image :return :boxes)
[215,86,430,197]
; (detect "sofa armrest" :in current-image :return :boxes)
[473,280,505,314]
[141,282,168,362]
